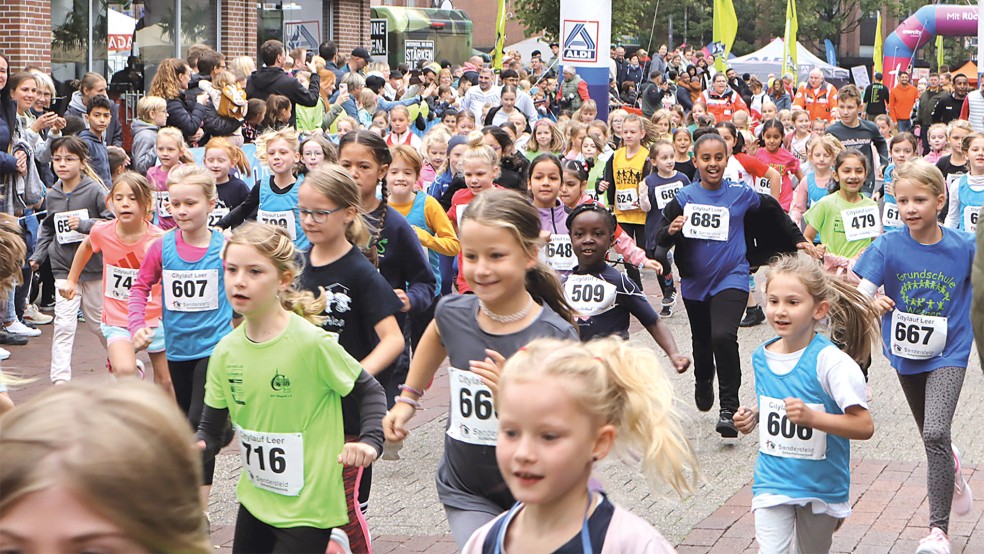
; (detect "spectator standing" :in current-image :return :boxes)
[960,77,984,133]
[932,73,970,125]
[889,72,919,133]
[793,69,838,122]
[917,73,947,152]
[862,72,889,120]
[246,40,321,127]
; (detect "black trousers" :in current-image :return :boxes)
[619,222,645,289]
[233,504,333,553]
[169,356,220,485]
[682,288,747,413]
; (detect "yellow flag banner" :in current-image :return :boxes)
[936,35,944,69]
[492,0,507,70]
[873,12,883,74]
[782,0,798,83]
[712,0,738,73]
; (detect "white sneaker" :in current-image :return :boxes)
[327,529,352,554]
[916,527,951,554]
[952,444,973,516]
[0,347,9,361]
[23,304,52,325]
[4,320,41,337]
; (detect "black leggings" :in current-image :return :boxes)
[233,504,333,553]
[682,288,747,412]
[619,222,645,289]
[169,356,217,485]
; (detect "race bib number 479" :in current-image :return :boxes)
[841,205,881,241]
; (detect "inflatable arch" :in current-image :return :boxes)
[883,4,978,88]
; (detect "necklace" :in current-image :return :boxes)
[479,296,534,324]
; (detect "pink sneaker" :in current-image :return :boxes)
[916,527,951,554]
[952,444,973,516]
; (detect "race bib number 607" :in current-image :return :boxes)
[162,269,219,312]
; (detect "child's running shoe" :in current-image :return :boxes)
[952,444,973,516]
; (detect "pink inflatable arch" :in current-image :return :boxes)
[883,4,978,88]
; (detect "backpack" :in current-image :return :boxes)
[217,83,247,119]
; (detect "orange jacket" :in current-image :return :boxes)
[698,89,748,123]
[793,83,838,122]
[889,83,919,122]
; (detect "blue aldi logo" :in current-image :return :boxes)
[562,20,599,63]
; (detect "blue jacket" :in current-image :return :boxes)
[78,130,112,188]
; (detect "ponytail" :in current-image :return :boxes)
[500,337,699,496]
[526,262,576,325]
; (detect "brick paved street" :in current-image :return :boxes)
[6,271,984,552]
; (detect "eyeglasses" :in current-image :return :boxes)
[299,206,344,223]
[52,156,81,163]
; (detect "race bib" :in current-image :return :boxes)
[564,273,617,317]
[753,177,772,195]
[962,206,980,232]
[545,234,576,271]
[446,367,498,446]
[237,427,304,496]
[614,188,639,212]
[155,191,171,218]
[162,269,219,312]
[682,204,729,241]
[890,310,947,360]
[105,265,139,301]
[655,181,684,209]
[841,205,881,241]
[208,207,229,228]
[257,209,296,240]
[882,202,900,228]
[759,395,827,461]
[54,209,89,245]
[456,203,469,221]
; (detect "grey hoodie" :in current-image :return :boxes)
[31,175,113,280]
[130,119,159,175]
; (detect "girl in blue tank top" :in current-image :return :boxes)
[943,134,984,232]
[733,254,877,553]
[129,164,234,513]
[789,135,841,230]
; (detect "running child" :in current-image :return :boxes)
[756,119,803,212]
[789,135,844,228]
[935,120,972,223]
[447,134,504,293]
[804,150,881,281]
[565,203,688,370]
[879,132,918,233]
[203,137,252,228]
[522,119,565,161]
[462,337,698,552]
[578,135,606,202]
[299,133,338,175]
[923,123,949,165]
[338,130,436,397]
[641,139,687,316]
[388,145,460,348]
[853,159,975,554]
[784,109,812,167]
[383,189,578,549]
[217,128,309,249]
[195,223,386,554]
[58,172,170,390]
[420,128,450,191]
[297,165,406,551]
[528,154,574,274]
[385,105,422,149]
[943,133,984,232]
[673,127,696,181]
[128,164,233,511]
[148,127,194,231]
[28,136,111,385]
[655,132,813,437]
[602,114,652,289]
[733,253,877,554]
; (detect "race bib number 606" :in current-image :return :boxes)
[759,396,827,460]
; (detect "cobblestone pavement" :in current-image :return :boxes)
[6,271,984,552]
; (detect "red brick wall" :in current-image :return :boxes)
[0,0,52,71]
[451,0,526,52]
[220,0,257,58]
[334,0,370,53]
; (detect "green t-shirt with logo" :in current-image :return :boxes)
[205,312,362,529]
[804,191,879,259]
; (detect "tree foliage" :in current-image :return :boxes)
[512,0,650,44]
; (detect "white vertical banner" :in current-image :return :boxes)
[559,0,612,119]
[979,0,984,83]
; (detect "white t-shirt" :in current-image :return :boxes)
[751,343,868,518]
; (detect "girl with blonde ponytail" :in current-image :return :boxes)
[462,336,697,552]
[384,188,578,548]
[195,221,387,553]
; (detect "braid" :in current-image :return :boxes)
[372,177,389,268]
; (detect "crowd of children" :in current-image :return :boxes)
[3,52,984,554]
